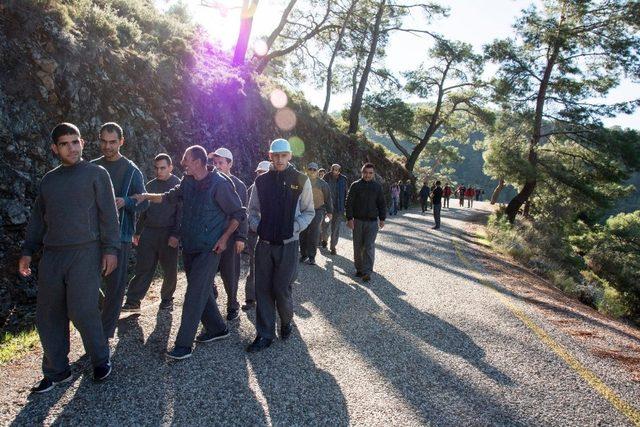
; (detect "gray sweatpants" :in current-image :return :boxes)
[300,208,324,260]
[37,243,109,381]
[101,242,132,339]
[175,251,227,348]
[324,213,343,251]
[217,242,241,311]
[126,227,178,305]
[254,240,299,339]
[244,231,258,302]
[353,220,379,275]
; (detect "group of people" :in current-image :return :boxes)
[18,121,389,394]
[456,184,484,208]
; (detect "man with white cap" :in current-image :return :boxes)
[299,162,332,265]
[208,147,248,321]
[246,139,314,352]
[241,160,271,311]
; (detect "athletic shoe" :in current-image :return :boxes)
[241,300,256,311]
[299,256,308,263]
[195,328,230,343]
[226,309,240,321]
[280,322,293,340]
[31,372,72,394]
[166,346,192,360]
[93,361,112,381]
[330,249,337,255]
[246,336,272,353]
[121,301,140,312]
[320,241,328,248]
[159,299,173,310]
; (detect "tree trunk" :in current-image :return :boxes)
[347,0,385,134]
[232,0,259,66]
[323,0,357,113]
[523,199,531,217]
[490,178,504,204]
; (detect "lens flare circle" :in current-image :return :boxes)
[289,136,305,157]
[270,89,288,109]
[253,39,268,57]
[275,108,297,131]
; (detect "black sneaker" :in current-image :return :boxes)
[93,361,112,381]
[121,301,140,312]
[195,328,230,343]
[280,322,293,340]
[330,249,337,255]
[159,299,173,310]
[299,256,308,263]
[226,309,240,321]
[321,241,328,248]
[166,346,192,360]
[307,258,316,265]
[31,372,72,394]
[246,336,272,353]
[241,300,256,311]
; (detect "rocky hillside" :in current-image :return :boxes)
[0,0,408,332]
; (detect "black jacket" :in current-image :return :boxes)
[345,179,386,221]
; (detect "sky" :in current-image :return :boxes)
[157,0,640,129]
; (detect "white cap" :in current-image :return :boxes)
[213,147,233,161]
[255,160,271,172]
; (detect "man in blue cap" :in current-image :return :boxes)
[246,138,315,352]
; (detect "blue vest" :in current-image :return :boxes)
[255,165,307,243]
[180,172,229,253]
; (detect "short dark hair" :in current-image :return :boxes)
[362,162,375,171]
[154,153,172,166]
[436,180,441,186]
[51,122,80,144]
[100,122,123,139]
[186,145,207,166]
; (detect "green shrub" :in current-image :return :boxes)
[116,18,142,47]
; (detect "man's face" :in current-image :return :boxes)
[154,159,172,180]
[99,130,123,160]
[331,166,340,177]
[362,167,375,181]
[269,152,292,171]
[181,151,201,176]
[52,134,84,166]
[307,168,318,179]
[211,155,232,175]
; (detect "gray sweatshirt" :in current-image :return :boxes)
[135,174,182,237]
[22,160,120,256]
[229,174,248,243]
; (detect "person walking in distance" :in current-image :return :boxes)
[443,183,452,208]
[132,145,245,360]
[419,182,430,213]
[122,154,181,313]
[208,147,248,322]
[318,168,326,180]
[389,181,400,216]
[92,122,149,340]
[458,184,466,207]
[19,123,118,393]
[241,160,271,311]
[345,163,386,283]
[431,180,443,230]
[465,186,475,208]
[321,163,348,255]
[246,139,315,353]
[299,162,332,265]
[401,179,413,210]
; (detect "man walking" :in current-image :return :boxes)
[419,182,430,213]
[208,147,248,321]
[345,163,386,282]
[321,163,348,254]
[443,183,452,208]
[19,123,118,393]
[241,160,271,311]
[300,162,332,265]
[401,179,413,210]
[92,122,148,340]
[431,180,443,229]
[132,145,245,360]
[122,153,181,312]
[246,139,315,353]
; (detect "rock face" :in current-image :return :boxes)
[0,2,408,331]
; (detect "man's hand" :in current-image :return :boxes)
[131,194,147,204]
[213,236,229,254]
[115,197,126,209]
[18,256,32,277]
[168,236,179,248]
[235,241,245,254]
[132,235,140,246]
[347,219,354,230]
[102,254,118,276]
[379,220,385,229]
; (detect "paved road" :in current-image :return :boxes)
[1,202,639,426]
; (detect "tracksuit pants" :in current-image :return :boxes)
[353,219,378,275]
